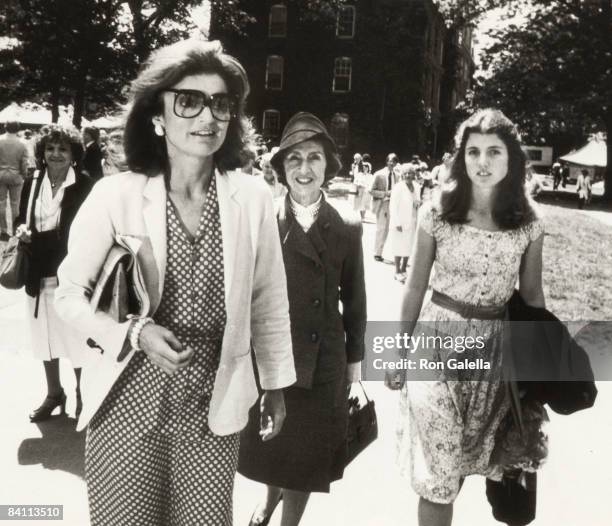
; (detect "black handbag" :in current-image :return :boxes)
[345,381,378,466]
[0,172,38,290]
[0,236,30,289]
[486,471,537,526]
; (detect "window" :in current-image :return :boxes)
[265,55,284,90]
[332,57,352,93]
[526,149,543,162]
[330,113,349,148]
[336,5,356,38]
[269,4,287,37]
[263,110,281,138]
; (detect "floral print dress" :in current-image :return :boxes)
[396,202,545,504]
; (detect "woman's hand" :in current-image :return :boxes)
[138,323,194,375]
[14,224,31,243]
[385,369,406,390]
[259,389,286,442]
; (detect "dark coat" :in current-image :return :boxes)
[16,169,94,298]
[277,194,367,388]
[507,291,597,416]
[82,142,104,180]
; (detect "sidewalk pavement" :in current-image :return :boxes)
[1,212,611,525]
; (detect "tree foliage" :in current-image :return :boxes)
[0,0,201,126]
[473,0,612,199]
[209,0,348,35]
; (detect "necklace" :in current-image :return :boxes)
[48,174,66,189]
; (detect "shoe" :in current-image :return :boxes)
[75,389,83,418]
[394,273,406,283]
[248,494,282,526]
[0,232,10,242]
[29,390,67,422]
[374,255,383,262]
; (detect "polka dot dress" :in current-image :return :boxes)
[86,176,239,526]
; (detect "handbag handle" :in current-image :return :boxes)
[354,380,372,405]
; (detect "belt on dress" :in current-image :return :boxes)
[430,290,506,320]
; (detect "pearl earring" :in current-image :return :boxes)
[153,122,165,137]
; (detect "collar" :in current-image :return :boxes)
[288,191,323,214]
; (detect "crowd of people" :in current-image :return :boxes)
[0,124,128,241]
[0,37,593,526]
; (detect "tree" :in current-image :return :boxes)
[473,0,612,200]
[209,0,348,35]
[0,0,202,126]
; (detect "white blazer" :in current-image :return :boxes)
[55,170,296,434]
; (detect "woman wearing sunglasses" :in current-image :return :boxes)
[55,39,295,526]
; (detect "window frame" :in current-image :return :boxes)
[262,109,281,138]
[336,5,356,39]
[332,57,352,93]
[330,112,350,148]
[265,55,284,91]
[268,4,287,38]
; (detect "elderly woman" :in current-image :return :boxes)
[14,124,93,422]
[389,163,419,282]
[102,130,128,176]
[238,113,367,526]
[54,39,295,526]
[258,151,287,200]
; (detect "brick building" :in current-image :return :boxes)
[211,0,474,170]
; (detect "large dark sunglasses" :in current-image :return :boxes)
[164,89,238,121]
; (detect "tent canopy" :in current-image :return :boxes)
[560,138,607,168]
[0,102,90,127]
[89,115,123,129]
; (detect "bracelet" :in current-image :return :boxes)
[129,316,154,351]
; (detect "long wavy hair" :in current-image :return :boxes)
[440,108,536,229]
[124,39,255,176]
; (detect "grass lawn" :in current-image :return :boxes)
[540,203,612,320]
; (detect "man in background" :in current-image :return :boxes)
[82,126,104,180]
[370,153,398,261]
[0,121,28,241]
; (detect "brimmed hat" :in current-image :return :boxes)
[270,112,341,181]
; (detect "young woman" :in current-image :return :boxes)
[387,109,547,526]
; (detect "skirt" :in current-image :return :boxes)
[238,379,348,493]
[26,277,88,367]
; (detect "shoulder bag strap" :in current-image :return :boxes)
[25,170,41,230]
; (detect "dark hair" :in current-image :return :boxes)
[275,136,341,186]
[82,126,100,142]
[440,108,536,229]
[5,121,20,134]
[35,123,84,173]
[124,39,254,176]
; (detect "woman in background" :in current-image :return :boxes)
[15,124,93,421]
[389,163,419,282]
